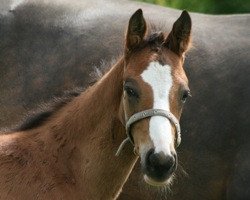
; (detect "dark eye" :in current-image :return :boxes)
[125,87,138,98]
[124,79,140,99]
[181,90,191,103]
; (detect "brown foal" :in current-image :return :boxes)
[0,9,192,200]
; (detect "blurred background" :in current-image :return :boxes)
[137,0,250,14]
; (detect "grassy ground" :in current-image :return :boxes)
[137,0,250,14]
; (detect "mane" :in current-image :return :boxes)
[147,23,167,42]
[9,57,119,133]
[12,88,84,132]
[130,23,169,53]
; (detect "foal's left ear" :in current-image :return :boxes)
[164,10,192,56]
[126,9,147,52]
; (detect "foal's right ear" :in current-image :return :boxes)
[125,9,147,52]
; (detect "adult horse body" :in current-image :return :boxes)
[0,0,250,200]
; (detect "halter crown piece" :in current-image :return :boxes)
[115,109,181,156]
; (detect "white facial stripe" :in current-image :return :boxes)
[141,61,173,155]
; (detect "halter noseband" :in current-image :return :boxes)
[115,109,181,156]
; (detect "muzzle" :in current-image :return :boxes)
[115,109,181,156]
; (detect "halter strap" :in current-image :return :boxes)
[115,109,181,156]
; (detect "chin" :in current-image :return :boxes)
[143,174,174,187]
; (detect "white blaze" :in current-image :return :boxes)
[141,61,173,155]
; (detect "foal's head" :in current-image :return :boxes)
[119,9,192,186]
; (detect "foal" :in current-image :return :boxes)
[0,9,192,199]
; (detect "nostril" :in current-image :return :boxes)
[145,148,154,164]
[165,155,175,171]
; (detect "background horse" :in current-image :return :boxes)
[0,0,250,199]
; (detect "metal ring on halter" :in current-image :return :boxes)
[115,109,181,156]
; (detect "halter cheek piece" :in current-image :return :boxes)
[115,109,181,156]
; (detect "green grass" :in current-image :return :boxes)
[137,0,250,14]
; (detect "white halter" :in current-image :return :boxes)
[115,109,181,156]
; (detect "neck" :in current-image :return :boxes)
[46,58,138,199]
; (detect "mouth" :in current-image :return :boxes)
[144,174,172,187]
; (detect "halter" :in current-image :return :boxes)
[115,108,181,156]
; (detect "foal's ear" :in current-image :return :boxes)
[164,10,192,56]
[126,9,147,52]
